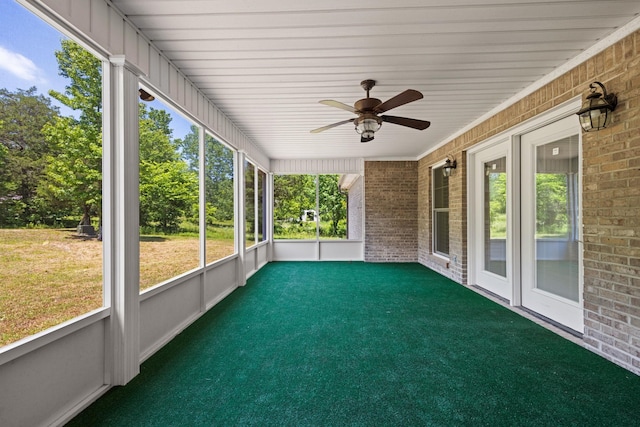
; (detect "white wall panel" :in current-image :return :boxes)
[137,35,150,76]
[123,23,138,63]
[205,258,238,308]
[90,0,109,49]
[319,241,364,261]
[0,320,107,427]
[273,241,319,261]
[271,158,364,174]
[257,244,269,268]
[107,7,124,53]
[139,276,201,361]
[69,0,89,34]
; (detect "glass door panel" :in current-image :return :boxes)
[484,157,507,277]
[535,139,580,301]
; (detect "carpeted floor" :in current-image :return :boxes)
[67,262,640,426]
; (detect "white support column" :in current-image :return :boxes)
[236,151,247,286]
[267,172,274,262]
[107,55,141,385]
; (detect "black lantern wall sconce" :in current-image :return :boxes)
[443,157,457,177]
[576,81,617,132]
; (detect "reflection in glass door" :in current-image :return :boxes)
[534,141,579,301]
[521,115,582,332]
[484,157,507,278]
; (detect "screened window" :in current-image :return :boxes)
[204,133,235,264]
[273,173,359,240]
[318,174,347,239]
[433,165,450,257]
[273,174,317,239]
[0,4,103,346]
[138,95,199,291]
[245,160,256,247]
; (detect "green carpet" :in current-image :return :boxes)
[67,262,640,426]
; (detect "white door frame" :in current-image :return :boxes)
[468,138,514,301]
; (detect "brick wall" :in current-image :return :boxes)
[417,29,640,374]
[364,161,418,262]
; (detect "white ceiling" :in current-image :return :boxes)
[111,0,640,160]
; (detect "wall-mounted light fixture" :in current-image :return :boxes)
[443,157,457,177]
[576,81,617,132]
[139,88,155,102]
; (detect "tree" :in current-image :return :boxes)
[318,174,346,237]
[39,40,102,227]
[40,116,102,225]
[139,160,197,233]
[138,104,198,232]
[49,40,102,133]
[178,129,235,223]
[0,88,59,225]
[273,174,316,222]
[488,172,507,237]
[536,174,568,236]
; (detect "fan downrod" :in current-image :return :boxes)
[361,79,376,97]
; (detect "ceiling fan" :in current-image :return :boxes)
[311,79,431,143]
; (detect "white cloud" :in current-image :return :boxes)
[0,45,48,84]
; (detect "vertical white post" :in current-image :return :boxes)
[108,56,141,385]
[267,172,274,262]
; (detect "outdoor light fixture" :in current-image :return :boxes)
[443,157,457,177]
[576,81,617,132]
[139,88,155,102]
[355,114,382,143]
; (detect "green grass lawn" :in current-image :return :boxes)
[0,228,234,347]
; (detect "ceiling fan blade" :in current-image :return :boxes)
[319,100,357,113]
[382,115,431,130]
[374,89,423,113]
[310,118,355,133]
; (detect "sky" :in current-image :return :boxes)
[0,0,192,139]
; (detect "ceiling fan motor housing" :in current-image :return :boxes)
[355,98,381,112]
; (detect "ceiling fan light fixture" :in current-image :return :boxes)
[355,115,382,141]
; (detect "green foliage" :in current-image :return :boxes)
[0,87,60,226]
[177,129,235,223]
[49,40,102,133]
[39,116,102,224]
[536,174,569,236]
[318,174,346,238]
[273,174,347,239]
[138,104,199,233]
[273,174,316,221]
[139,160,198,233]
[488,173,507,237]
[39,40,103,226]
[245,161,255,239]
